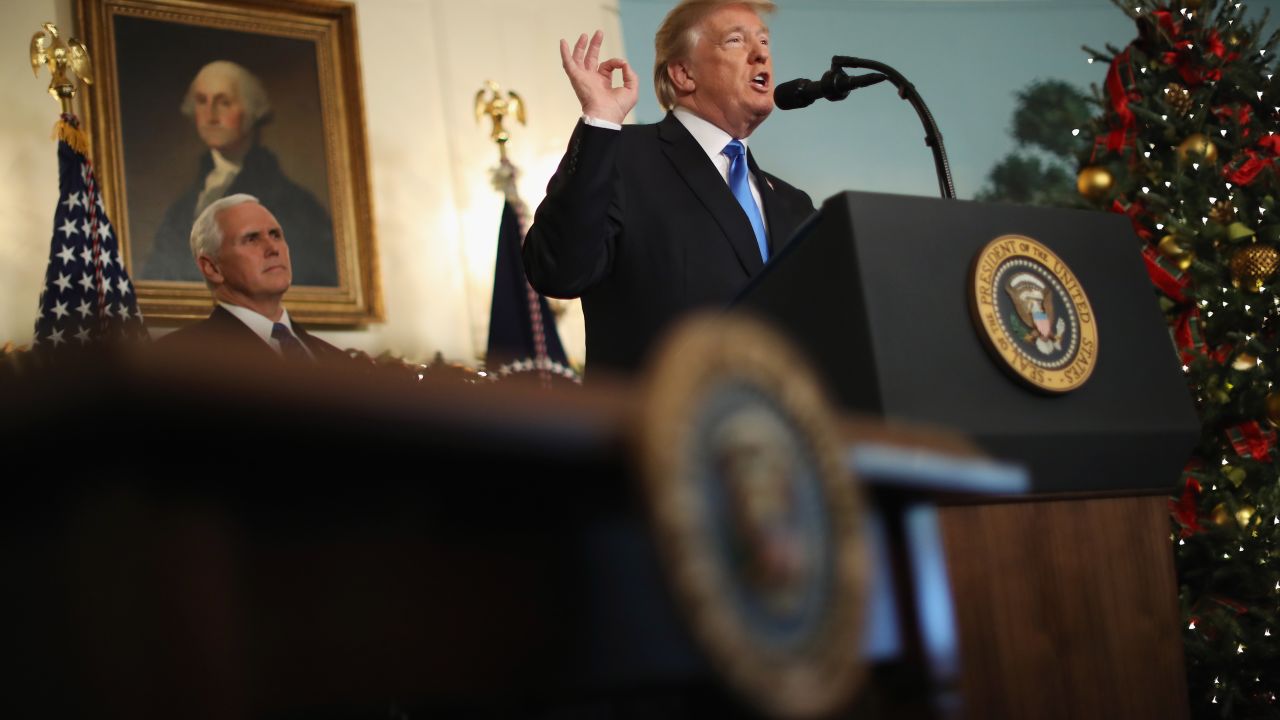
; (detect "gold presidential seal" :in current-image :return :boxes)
[970,235,1098,393]
[636,313,868,719]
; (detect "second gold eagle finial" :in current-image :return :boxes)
[475,80,526,158]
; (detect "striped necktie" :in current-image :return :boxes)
[271,322,310,362]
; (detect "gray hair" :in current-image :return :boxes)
[180,60,273,128]
[190,193,261,287]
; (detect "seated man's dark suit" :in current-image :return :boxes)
[523,113,815,374]
[157,304,348,364]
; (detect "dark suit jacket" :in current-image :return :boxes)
[143,144,337,287]
[156,305,348,365]
[523,113,815,374]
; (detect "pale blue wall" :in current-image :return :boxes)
[618,0,1280,203]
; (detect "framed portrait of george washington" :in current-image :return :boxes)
[76,0,382,325]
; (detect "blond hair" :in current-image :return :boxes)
[652,0,776,110]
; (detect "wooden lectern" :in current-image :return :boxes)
[734,191,1201,718]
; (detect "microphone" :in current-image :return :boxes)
[774,71,888,110]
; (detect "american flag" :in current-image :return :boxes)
[33,117,145,350]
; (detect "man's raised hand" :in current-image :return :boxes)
[559,30,638,124]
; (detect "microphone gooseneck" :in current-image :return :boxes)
[773,56,956,200]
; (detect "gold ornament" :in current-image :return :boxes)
[1229,243,1280,290]
[1227,32,1244,47]
[1236,504,1257,529]
[1266,392,1280,428]
[1077,165,1114,201]
[1210,502,1232,526]
[1209,199,1235,225]
[1177,133,1219,165]
[1163,83,1193,116]
[1158,235,1195,271]
[1232,352,1257,371]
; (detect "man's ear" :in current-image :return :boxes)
[668,60,695,93]
[197,254,223,285]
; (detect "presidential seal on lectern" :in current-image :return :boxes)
[970,234,1099,393]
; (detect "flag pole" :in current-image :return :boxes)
[475,80,530,226]
[30,22,145,353]
[476,80,569,386]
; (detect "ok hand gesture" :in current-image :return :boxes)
[560,30,638,124]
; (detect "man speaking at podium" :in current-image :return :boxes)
[524,0,814,374]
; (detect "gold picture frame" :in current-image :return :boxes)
[76,0,382,326]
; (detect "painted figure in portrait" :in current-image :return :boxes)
[112,15,339,288]
[140,60,336,285]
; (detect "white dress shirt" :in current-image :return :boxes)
[218,302,312,359]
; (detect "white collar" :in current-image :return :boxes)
[209,149,243,174]
[672,106,748,161]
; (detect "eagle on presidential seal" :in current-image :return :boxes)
[1005,272,1066,355]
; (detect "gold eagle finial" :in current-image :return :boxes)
[475,80,526,159]
[30,22,93,114]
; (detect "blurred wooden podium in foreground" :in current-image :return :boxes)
[1,305,1186,719]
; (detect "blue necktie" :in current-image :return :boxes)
[271,322,310,362]
[722,139,768,263]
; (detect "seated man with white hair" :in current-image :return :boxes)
[143,59,336,286]
[157,193,346,363]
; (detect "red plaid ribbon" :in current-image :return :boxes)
[1226,421,1277,461]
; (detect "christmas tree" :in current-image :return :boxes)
[1076,1,1280,715]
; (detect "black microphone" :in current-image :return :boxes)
[774,71,888,110]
